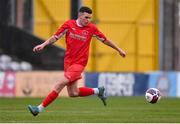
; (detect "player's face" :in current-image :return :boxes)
[79,12,92,26]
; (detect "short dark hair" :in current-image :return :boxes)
[79,6,92,14]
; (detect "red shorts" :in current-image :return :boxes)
[64,64,85,83]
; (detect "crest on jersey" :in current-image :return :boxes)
[82,30,89,35]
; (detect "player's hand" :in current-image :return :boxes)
[119,50,126,58]
[33,44,45,52]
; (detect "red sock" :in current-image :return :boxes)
[78,87,94,97]
[42,90,58,107]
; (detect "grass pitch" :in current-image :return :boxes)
[0,96,180,123]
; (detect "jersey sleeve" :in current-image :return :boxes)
[54,21,69,40]
[93,26,107,42]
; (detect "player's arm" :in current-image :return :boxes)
[33,36,57,52]
[103,39,126,58]
[33,21,69,52]
[93,25,126,58]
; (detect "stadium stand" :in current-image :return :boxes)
[0,23,65,71]
[0,53,33,71]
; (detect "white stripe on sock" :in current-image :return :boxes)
[93,88,99,95]
[38,104,44,112]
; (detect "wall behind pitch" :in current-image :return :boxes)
[15,71,84,97]
[85,72,149,96]
[148,72,177,97]
[0,72,16,97]
[177,73,180,97]
[85,72,179,97]
[0,71,179,97]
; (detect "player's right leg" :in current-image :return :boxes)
[28,76,69,116]
[97,86,107,106]
[65,64,107,106]
[77,86,107,106]
[66,81,79,97]
[67,81,107,106]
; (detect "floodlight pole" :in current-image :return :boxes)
[71,0,81,19]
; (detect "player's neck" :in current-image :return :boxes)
[76,19,83,27]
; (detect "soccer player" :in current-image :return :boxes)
[28,6,126,116]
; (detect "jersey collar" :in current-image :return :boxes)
[76,19,83,27]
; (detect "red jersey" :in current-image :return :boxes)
[54,20,107,66]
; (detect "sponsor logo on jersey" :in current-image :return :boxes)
[69,32,87,41]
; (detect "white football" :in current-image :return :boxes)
[145,88,161,104]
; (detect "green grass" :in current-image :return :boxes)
[0,96,180,123]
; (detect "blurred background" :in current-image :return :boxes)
[0,0,179,98]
